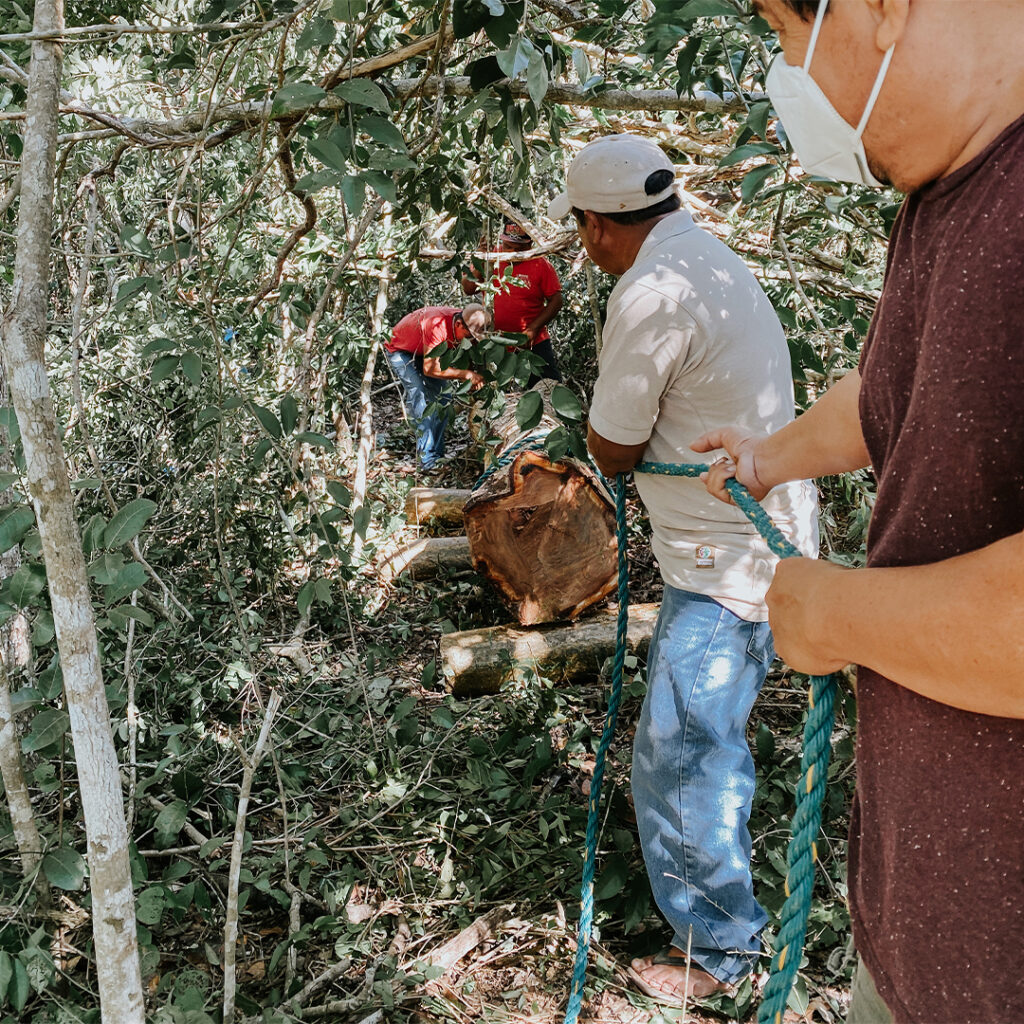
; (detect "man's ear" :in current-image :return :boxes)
[867,0,910,52]
[584,210,604,241]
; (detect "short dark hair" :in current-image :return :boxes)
[778,0,821,18]
[571,168,680,226]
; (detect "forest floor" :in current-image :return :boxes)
[183,403,855,1024]
[20,399,858,1024]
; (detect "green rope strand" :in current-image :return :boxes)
[563,460,838,1024]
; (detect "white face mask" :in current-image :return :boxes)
[766,0,895,186]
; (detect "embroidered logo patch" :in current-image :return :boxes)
[695,544,715,568]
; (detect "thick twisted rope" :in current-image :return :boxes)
[563,461,838,1024]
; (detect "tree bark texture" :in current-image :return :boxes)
[0,1,143,1019]
[465,383,616,625]
[440,602,659,696]
[404,487,472,529]
[378,536,473,582]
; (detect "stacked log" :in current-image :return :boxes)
[440,602,659,696]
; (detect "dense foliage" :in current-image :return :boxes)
[0,0,889,1020]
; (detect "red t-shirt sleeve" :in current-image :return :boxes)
[423,311,453,358]
[538,258,561,298]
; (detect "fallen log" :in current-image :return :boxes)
[440,602,659,696]
[465,381,617,626]
[404,487,471,529]
[378,536,473,582]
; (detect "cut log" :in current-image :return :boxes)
[378,536,473,582]
[465,380,617,626]
[404,487,472,529]
[441,602,659,696]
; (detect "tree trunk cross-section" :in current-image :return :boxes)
[465,383,616,625]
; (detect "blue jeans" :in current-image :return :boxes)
[632,585,774,984]
[387,350,452,468]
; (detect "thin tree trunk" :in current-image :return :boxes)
[0,658,48,905]
[222,691,282,1024]
[0,1,143,1019]
[350,210,392,561]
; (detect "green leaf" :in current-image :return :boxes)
[154,799,188,847]
[745,99,772,141]
[526,52,548,106]
[679,0,737,16]
[8,563,45,607]
[0,505,34,554]
[333,78,390,113]
[0,471,20,491]
[151,354,180,384]
[22,708,69,753]
[544,425,569,462]
[341,174,366,217]
[331,0,367,21]
[104,498,157,548]
[136,885,167,925]
[307,135,348,172]
[252,437,273,468]
[105,562,148,604]
[295,431,335,450]
[0,406,19,442]
[740,164,778,204]
[593,852,629,901]
[181,351,203,384]
[719,142,780,168]
[359,115,408,153]
[361,170,396,204]
[252,404,283,438]
[550,385,582,422]
[296,15,335,52]
[9,958,28,1013]
[271,81,326,115]
[107,605,154,630]
[326,480,351,507]
[0,952,11,1007]
[120,225,156,257]
[115,275,158,306]
[42,846,86,890]
[280,395,299,434]
[496,36,537,79]
[515,390,543,431]
[297,580,315,618]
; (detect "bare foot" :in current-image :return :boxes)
[629,948,733,1003]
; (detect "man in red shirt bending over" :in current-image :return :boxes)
[385,303,489,470]
[463,220,563,386]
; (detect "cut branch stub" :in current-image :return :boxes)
[465,383,616,626]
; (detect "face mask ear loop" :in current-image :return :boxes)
[854,43,896,137]
[802,0,830,72]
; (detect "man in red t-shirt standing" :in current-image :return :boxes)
[463,219,563,386]
[385,303,489,470]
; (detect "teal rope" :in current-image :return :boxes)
[563,461,838,1024]
[473,433,551,490]
[564,472,630,1023]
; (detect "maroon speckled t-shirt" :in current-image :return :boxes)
[854,112,1024,1022]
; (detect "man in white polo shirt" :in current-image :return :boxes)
[548,135,818,1003]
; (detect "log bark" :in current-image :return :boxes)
[0,0,144,1019]
[441,602,660,696]
[379,536,473,582]
[465,382,616,625]
[404,487,472,529]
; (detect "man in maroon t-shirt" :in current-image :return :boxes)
[694,1,1024,1022]
[462,219,563,385]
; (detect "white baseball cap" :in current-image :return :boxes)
[547,134,677,220]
